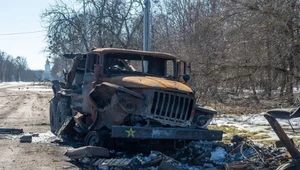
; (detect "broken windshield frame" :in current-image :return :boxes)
[103,53,176,79]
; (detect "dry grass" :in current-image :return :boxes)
[209,125,271,144]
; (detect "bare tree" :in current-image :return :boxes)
[41,0,300,106]
[0,50,32,82]
[42,0,144,75]
[15,56,28,81]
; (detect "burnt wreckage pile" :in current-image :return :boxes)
[64,139,292,170]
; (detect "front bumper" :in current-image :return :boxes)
[111,126,223,141]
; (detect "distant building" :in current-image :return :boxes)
[43,58,51,81]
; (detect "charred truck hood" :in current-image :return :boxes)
[106,76,193,94]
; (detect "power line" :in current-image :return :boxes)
[0,30,45,36]
[0,36,43,40]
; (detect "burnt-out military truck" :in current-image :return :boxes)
[50,48,222,149]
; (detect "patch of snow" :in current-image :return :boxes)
[31,131,57,143]
[210,147,227,165]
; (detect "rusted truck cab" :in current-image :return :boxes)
[50,48,222,147]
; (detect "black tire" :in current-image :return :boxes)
[49,97,58,134]
[84,131,100,146]
[55,97,71,135]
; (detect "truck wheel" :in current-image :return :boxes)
[84,131,100,146]
[57,99,69,126]
[49,97,58,134]
[54,98,71,135]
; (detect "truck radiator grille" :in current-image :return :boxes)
[151,91,194,124]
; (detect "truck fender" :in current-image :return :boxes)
[89,82,144,109]
[193,104,217,128]
[88,82,144,131]
[195,104,218,115]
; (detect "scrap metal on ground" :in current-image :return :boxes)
[65,146,110,159]
[263,107,300,170]
[64,138,292,170]
[0,128,23,134]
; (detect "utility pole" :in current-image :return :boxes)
[83,0,88,52]
[143,0,150,51]
[83,0,86,34]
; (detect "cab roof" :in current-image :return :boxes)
[92,48,177,60]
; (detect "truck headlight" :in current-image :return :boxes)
[118,98,136,113]
[194,113,213,128]
[196,115,210,126]
[125,102,135,112]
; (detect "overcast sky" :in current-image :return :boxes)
[0,0,56,70]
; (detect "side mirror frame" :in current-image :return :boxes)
[187,62,192,74]
[177,60,191,83]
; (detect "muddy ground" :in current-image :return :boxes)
[0,82,76,170]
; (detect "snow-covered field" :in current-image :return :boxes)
[213,113,300,141]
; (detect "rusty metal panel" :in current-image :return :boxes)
[65,146,109,159]
[111,125,223,141]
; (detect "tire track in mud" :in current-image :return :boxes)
[0,91,27,120]
[30,93,52,124]
[0,84,52,128]
[0,85,43,128]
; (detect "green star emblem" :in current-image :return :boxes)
[126,128,136,137]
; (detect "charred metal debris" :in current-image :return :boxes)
[0,128,42,143]
[64,139,292,170]
[0,128,23,134]
[0,128,32,143]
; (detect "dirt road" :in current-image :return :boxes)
[0,83,77,170]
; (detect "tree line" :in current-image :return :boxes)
[41,0,300,106]
[0,50,42,82]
